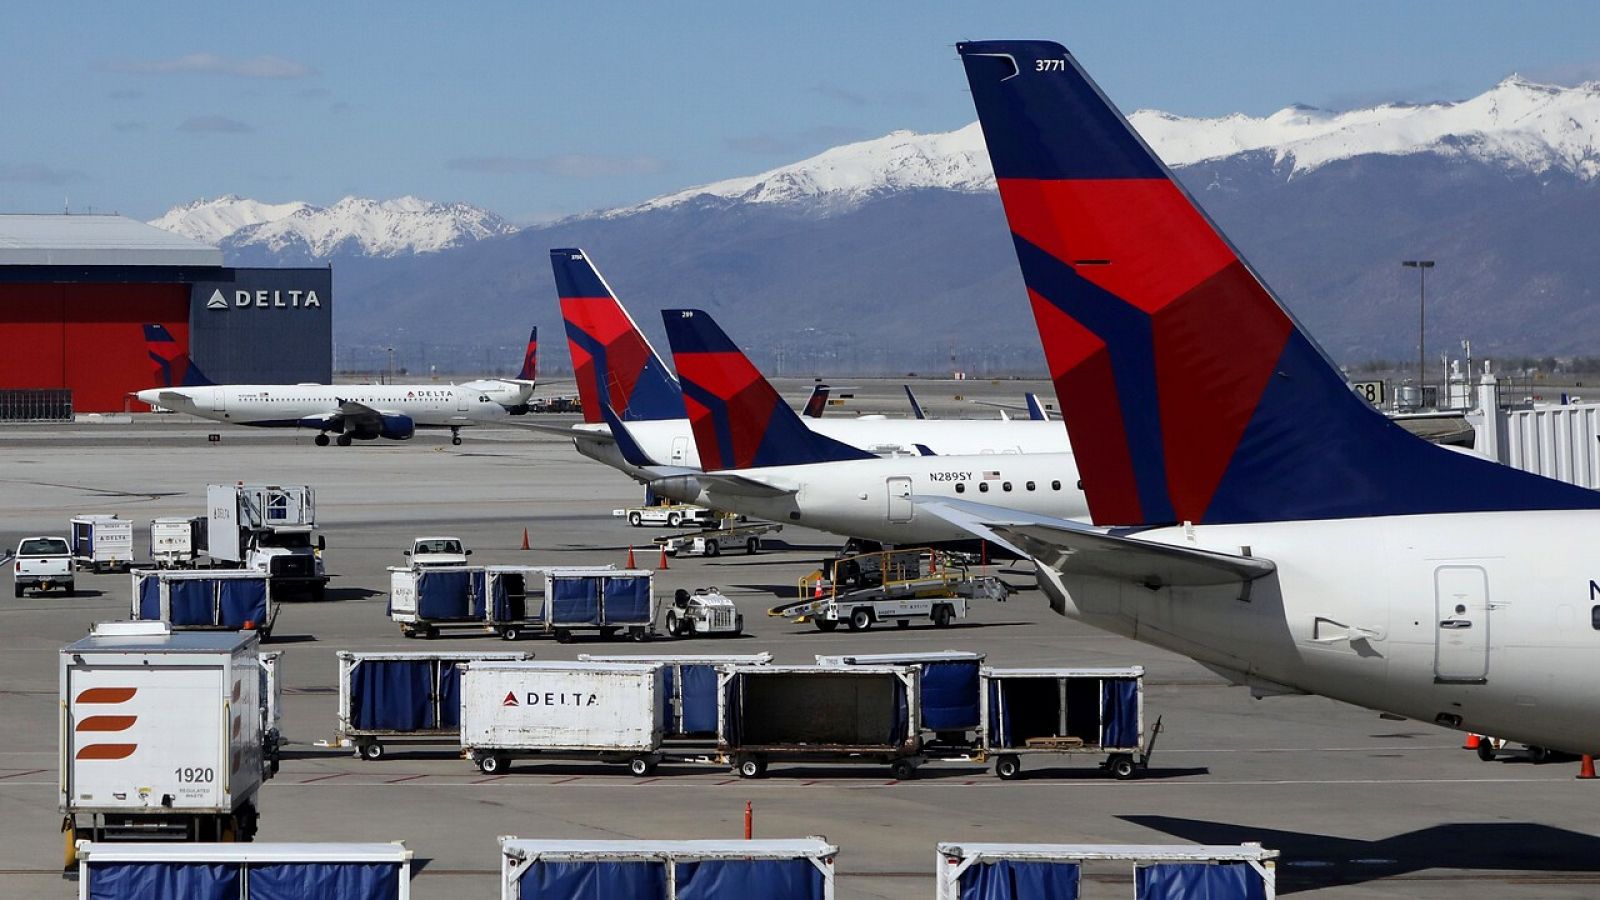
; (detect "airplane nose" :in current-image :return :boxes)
[134,389,159,406]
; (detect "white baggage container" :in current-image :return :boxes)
[149,516,202,568]
[934,842,1277,900]
[461,661,666,775]
[70,514,134,572]
[500,836,836,900]
[60,622,265,859]
[76,841,413,899]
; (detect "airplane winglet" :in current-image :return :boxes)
[904,385,927,420]
[1025,392,1049,421]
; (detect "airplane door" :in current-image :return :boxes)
[456,389,469,412]
[211,389,226,412]
[886,476,913,523]
[1434,565,1490,683]
[671,436,689,464]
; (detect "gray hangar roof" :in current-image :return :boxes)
[0,214,222,267]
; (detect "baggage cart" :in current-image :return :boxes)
[131,568,275,637]
[718,664,923,780]
[816,651,984,747]
[485,566,657,643]
[981,666,1158,780]
[71,514,134,572]
[500,836,836,900]
[387,565,491,638]
[76,841,413,899]
[330,650,532,760]
[149,516,203,568]
[461,661,666,775]
[935,842,1276,900]
[578,653,772,737]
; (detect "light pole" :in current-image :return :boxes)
[1402,260,1435,402]
[386,347,395,384]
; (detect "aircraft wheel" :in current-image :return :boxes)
[336,434,352,447]
[314,433,330,446]
[452,436,463,446]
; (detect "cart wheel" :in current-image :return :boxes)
[848,608,872,632]
[476,753,508,775]
[890,759,917,781]
[1109,754,1138,780]
[1476,741,1496,762]
[665,611,680,637]
[733,614,743,637]
[995,754,1022,780]
[735,755,766,779]
[814,619,837,632]
[555,628,573,644]
[933,605,954,628]
[746,537,760,555]
[238,803,259,842]
[360,742,384,761]
[628,756,653,777]
[501,626,521,642]
[896,619,911,629]
[422,625,439,640]
[630,626,648,642]
[61,818,77,870]
[629,512,643,526]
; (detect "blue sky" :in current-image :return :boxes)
[3,1,1598,222]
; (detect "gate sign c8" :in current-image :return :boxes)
[1351,381,1385,405]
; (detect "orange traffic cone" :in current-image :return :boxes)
[1463,733,1481,750]
[626,547,636,568]
[658,545,669,570]
[1580,755,1597,780]
[520,528,530,551]
[813,577,823,599]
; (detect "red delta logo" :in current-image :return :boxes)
[502,691,519,707]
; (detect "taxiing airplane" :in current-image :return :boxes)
[933,39,1600,753]
[135,324,511,445]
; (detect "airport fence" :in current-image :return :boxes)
[0,389,72,422]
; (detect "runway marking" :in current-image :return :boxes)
[297,772,346,784]
[0,768,46,781]
[548,776,581,785]
[633,777,662,786]
[384,774,427,784]
[472,774,506,785]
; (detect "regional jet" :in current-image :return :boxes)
[933,39,1600,754]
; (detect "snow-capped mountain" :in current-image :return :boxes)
[150,195,517,258]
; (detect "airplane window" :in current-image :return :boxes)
[979,483,989,493]
[1002,482,1012,492]
[1026,481,1036,491]
[955,483,965,494]
[1051,480,1062,491]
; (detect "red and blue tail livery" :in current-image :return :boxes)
[517,327,538,381]
[143,323,213,388]
[551,249,682,424]
[959,39,1600,526]
[661,309,875,471]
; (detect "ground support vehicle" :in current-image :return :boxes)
[131,568,275,637]
[613,503,717,528]
[656,521,781,557]
[201,484,328,600]
[1471,735,1557,763]
[578,653,772,737]
[500,837,837,900]
[60,622,269,867]
[717,664,924,779]
[662,587,743,637]
[980,666,1157,780]
[71,514,134,573]
[75,841,413,899]
[484,566,657,643]
[461,661,667,775]
[816,651,984,748]
[149,516,203,568]
[934,842,1277,900]
[325,650,531,760]
[777,548,1006,632]
[12,535,74,597]
[405,535,471,567]
[387,566,490,638]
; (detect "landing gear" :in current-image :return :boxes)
[315,433,330,446]
[450,426,463,446]
[336,434,352,447]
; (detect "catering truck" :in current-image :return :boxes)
[60,622,268,867]
[201,484,328,600]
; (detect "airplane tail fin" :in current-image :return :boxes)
[1025,392,1048,421]
[550,249,683,424]
[904,385,927,420]
[802,384,830,418]
[142,323,213,387]
[958,39,1600,525]
[661,309,876,470]
[515,326,538,381]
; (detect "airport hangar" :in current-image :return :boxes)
[0,214,332,413]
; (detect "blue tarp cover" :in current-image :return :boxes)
[469,570,487,619]
[168,579,214,626]
[921,660,981,732]
[438,660,463,729]
[248,862,401,900]
[600,575,651,624]
[88,861,240,900]
[550,576,601,625]
[676,858,824,900]
[959,860,1080,900]
[679,664,720,735]
[218,579,268,629]
[136,575,162,620]
[1102,677,1140,749]
[351,659,437,731]
[416,569,475,621]
[518,860,666,899]
[722,676,742,746]
[1136,862,1266,900]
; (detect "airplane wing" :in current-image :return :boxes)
[336,398,385,433]
[496,420,616,444]
[913,497,1276,590]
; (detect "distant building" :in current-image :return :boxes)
[0,215,332,412]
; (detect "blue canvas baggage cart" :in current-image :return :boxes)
[500,837,835,900]
[486,566,657,643]
[131,569,274,637]
[935,842,1276,900]
[333,650,531,760]
[387,566,491,638]
[76,841,413,900]
[981,666,1157,780]
[578,653,773,737]
[816,651,984,745]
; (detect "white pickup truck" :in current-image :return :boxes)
[404,536,471,568]
[12,536,74,598]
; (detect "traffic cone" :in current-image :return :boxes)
[813,577,823,599]
[626,547,636,568]
[1463,733,1481,750]
[658,545,669,570]
[1580,755,1597,780]
[520,528,530,551]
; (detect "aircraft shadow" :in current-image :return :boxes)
[1121,814,1600,893]
[321,587,382,602]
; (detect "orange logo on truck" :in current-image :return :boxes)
[76,687,137,704]
[75,686,138,760]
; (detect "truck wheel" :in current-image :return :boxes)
[705,539,720,557]
[995,754,1022,780]
[668,513,683,527]
[63,582,75,597]
[476,753,508,775]
[735,755,766,779]
[360,742,385,761]
[665,611,681,637]
[501,626,521,642]
[555,628,573,644]
[628,756,654,777]
[12,585,22,599]
[933,605,954,628]
[629,512,643,527]
[1109,755,1138,779]
[890,759,918,781]
[746,537,760,555]
[848,608,872,632]
[312,583,326,602]
[896,619,911,629]
[814,619,837,632]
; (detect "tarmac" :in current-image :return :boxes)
[3,378,1599,898]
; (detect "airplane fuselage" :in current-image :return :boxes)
[137,384,508,430]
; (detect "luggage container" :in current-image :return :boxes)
[485,566,657,643]
[578,653,773,738]
[387,565,491,638]
[500,837,836,900]
[461,661,666,775]
[71,514,134,572]
[131,569,275,637]
[934,842,1277,900]
[60,622,266,865]
[332,650,533,760]
[816,651,984,747]
[718,664,923,780]
[981,666,1157,780]
[76,841,413,899]
[149,516,203,568]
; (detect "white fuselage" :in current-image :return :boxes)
[136,384,509,429]
[1038,510,1600,753]
[651,452,1086,545]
